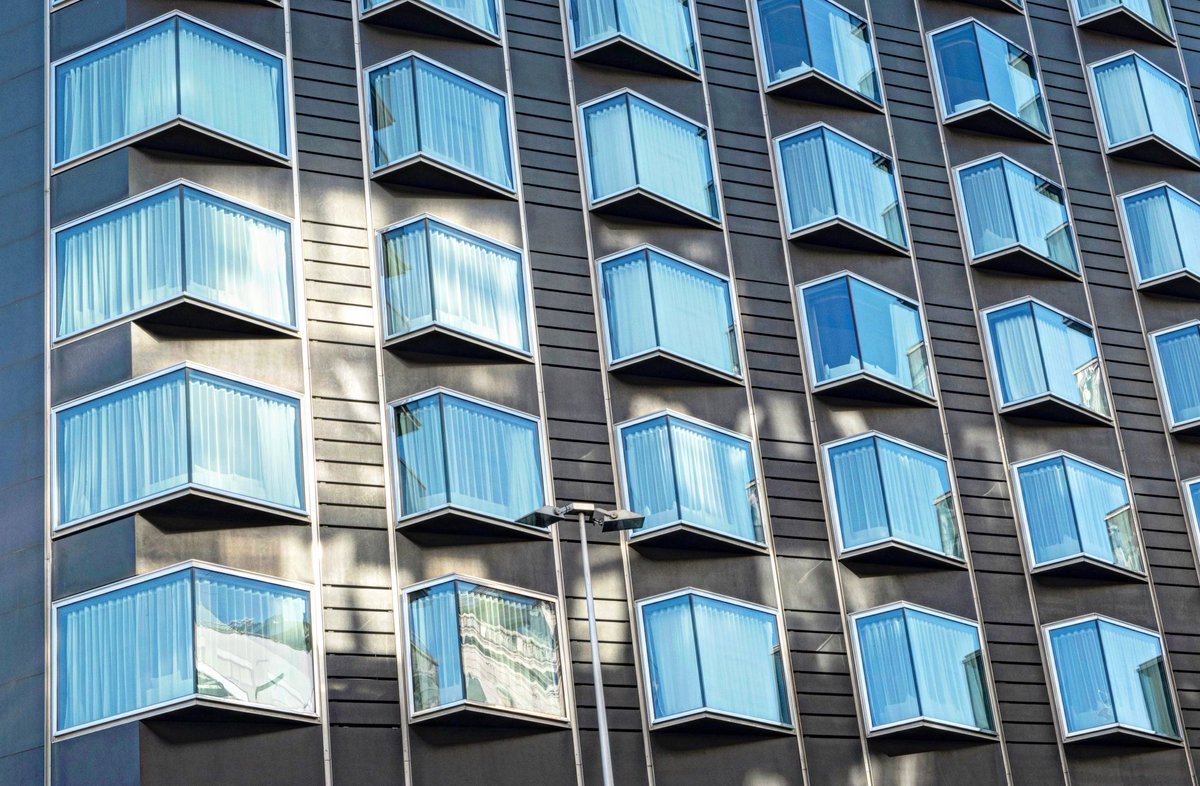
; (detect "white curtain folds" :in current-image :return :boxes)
[1094,57,1150,146]
[856,610,920,727]
[987,303,1048,405]
[779,129,836,232]
[1124,187,1195,281]
[642,596,704,719]
[572,0,697,70]
[414,61,513,188]
[804,0,878,100]
[427,0,499,34]
[1155,325,1200,424]
[628,98,715,217]
[583,97,638,201]
[1095,56,1200,157]
[370,60,419,169]
[959,159,1076,270]
[1137,59,1200,157]
[601,251,658,362]
[408,581,464,711]
[905,610,990,730]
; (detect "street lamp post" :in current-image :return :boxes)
[524,503,644,786]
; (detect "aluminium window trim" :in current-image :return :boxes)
[358,0,503,43]
[1085,51,1200,167]
[52,559,318,739]
[747,0,885,109]
[773,121,909,251]
[594,243,743,381]
[565,0,704,78]
[1181,477,1200,538]
[1041,613,1183,744]
[363,51,518,195]
[795,269,938,404]
[633,587,793,731]
[375,213,534,358]
[576,88,723,226]
[847,600,999,738]
[399,572,570,725]
[50,178,301,344]
[819,430,966,564]
[50,361,310,535]
[978,296,1113,421]
[386,386,552,528]
[1115,181,1200,290]
[1008,449,1147,578]
[950,152,1079,277]
[925,17,1052,141]
[613,409,767,548]
[1148,319,1200,432]
[1068,0,1176,44]
[50,12,292,172]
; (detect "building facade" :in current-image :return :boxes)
[5,0,1200,784]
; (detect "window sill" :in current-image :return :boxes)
[1031,555,1146,583]
[398,506,553,543]
[999,395,1111,426]
[410,702,569,730]
[944,104,1051,144]
[766,69,883,113]
[813,372,937,407]
[609,350,742,385]
[592,188,721,229]
[649,710,793,736]
[970,246,1080,281]
[384,325,533,363]
[629,523,767,556]
[1078,8,1175,45]
[1107,136,1200,171]
[839,540,966,571]
[372,155,517,199]
[1062,725,1182,748]
[1138,270,1200,300]
[788,219,908,256]
[360,0,501,44]
[866,719,996,744]
[573,35,700,80]
[54,695,318,741]
[54,486,309,538]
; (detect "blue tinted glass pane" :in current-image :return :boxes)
[178,21,287,156]
[414,60,513,189]
[1077,0,1172,34]
[1033,304,1106,415]
[932,24,988,117]
[55,21,178,165]
[987,302,1045,404]
[803,277,861,384]
[57,571,194,730]
[187,372,304,510]
[976,26,1047,132]
[441,395,543,521]
[572,0,698,70]
[756,0,811,84]
[906,609,993,731]
[408,581,464,711]
[395,395,449,516]
[57,371,189,527]
[602,251,658,362]
[877,438,959,557]
[456,582,563,716]
[756,0,878,100]
[1094,56,1200,158]
[362,0,498,35]
[646,252,738,374]
[1097,621,1177,737]
[1138,59,1200,158]
[193,570,314,713]
[1050,621,1114,733]
[382,222,435,339]
[958,160,1076,270]
[1017,458,1081,564]
[1123,187,1197,282]
[642,596,704,720]
[856,609,920,727]
[1155,325,1200,425]
[583,96,637,202]
[627,98,717,218]
[849,278,930,395]
[668,418,761,543]
[692,597,789,725]
[828,437,890,550]
[621,416,681,530]
[55,189,183,338]
[369,60,418,169]
[183,188,295,327]
[779,128,837,232]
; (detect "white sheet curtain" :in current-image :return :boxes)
[987,303,1046,404]
[621,418,679,529]
[692,597,787,724]
[193,570,314,712]
[370,60,419,170]
[1035,306,1105,413]
[55,22,177,164]
[57,372,189,526]
[856,610,920,727]
[57,571,194,730]
[1004,163,1077,270]
[1064,459,1137,569]
[394,396,449,516]
[407,581,464,711]
[825,131,904,245]
[649,253,738,374]
[55,189,182,338]
[440,395,543,521]
[642,596,704,719]
[382,222,435,338]
[1096,621,1177,736]
[670,419,761,543]
[428,222,526,351]
[426,0,499,34]
[584,97,638,202]
[906,610,990,729]
[1094,57,1153,146]
[1018,459,1084,565]
[1155,326,1200,424]
[572,0,621,50]
[828,438,890,549]
[805,0,879,100]
[414,60,514,188]
[1077,0,1172,33]
[572,0,696,69]
[1137,58,1200,158]
[183,189,294,326]
[780,129,835,232]
[877,439,955,555]
[1049,622,1113,733]
[628,98,716,218]
[178,21,286,156]
[601,251,657,361]
[959,160,1017,258]
[1124,188,1189,280]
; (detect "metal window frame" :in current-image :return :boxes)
[1009,450,1146,578]
[820,430,966,564]
[633,587,793,731]
[847,600,998,737]
[565,0,703,77]
[51,559,318,739]
[49,178,301,344]
[1148,319,1200,432]
[1116,181,1200,289]
[50,12,292,172]
[50,361,310,535]
[1086,51,1200,166]
[399,572,570,725]
[1068,0,1176,43]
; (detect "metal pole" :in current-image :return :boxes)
[578,510,615,786]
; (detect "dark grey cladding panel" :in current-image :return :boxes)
[52,722,140,786]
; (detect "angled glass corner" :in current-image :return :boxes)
[1013,453,1144,579]
[824,433,964,566]
[955,156,1079,278]
[636,590,792,731]
[1150,321,1200,434]
[360,0,501,42]
[54,366,306,533]
[982,299,1110,423]
[776,124,907,253]
[54,563,316,736]
[580,91,720,226]
[380,216,530,360]
[366,54,515,195]
[53,183,296,342]
[1120,184,1200,298]
[599,247,740,382]
[53,14,289,169]
[390,389,547,537]
[402,576,566,726]
[1045,616,1180,744]
[751,0,882,110]
[568,0,700,77]
[798,273,934,404]
[1074,0,1174,43]
[850,603,996,739]
[929,20,1049,141]
[1090,53,1200,169]
[617,413,764,551]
